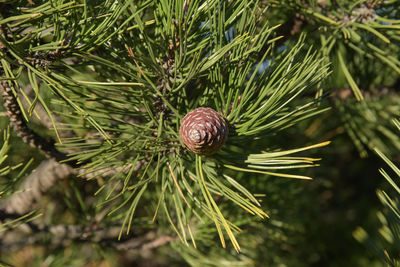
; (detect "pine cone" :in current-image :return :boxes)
[179,107,228,155]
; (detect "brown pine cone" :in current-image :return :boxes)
[179,107,228,155]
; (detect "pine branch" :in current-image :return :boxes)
[0,80,79,167]
[0,211,173,252]
[0,159,73,214]
[0,159,145,215]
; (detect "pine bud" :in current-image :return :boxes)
[179,107,228,155]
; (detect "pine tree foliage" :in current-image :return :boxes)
[336,92,400,157]
[1,0,331,250]
[354,120,400,266]
[0,0,399,266]
[268,0,400,157]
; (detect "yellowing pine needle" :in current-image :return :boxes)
[169,164,191,208]
[224,165,313,180]
[199,156,241,252]
[248,141,331,159]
